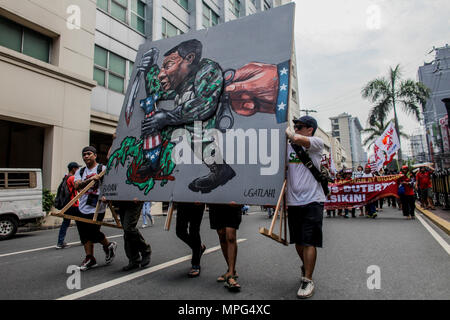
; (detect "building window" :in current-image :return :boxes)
[162,18,182,38]
[202,2,219,28]
[264,1,270,10]
[229,0,240,17]
[0,16,51,63]
[94,45,130,93]
[131,0,145,33]
[97,0,146,34]
[178,0,189,10]
[111,0,127,23]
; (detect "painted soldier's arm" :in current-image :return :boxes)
[142,60,223,135]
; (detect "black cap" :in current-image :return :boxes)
[68,162,80,170]
[82,146,97,155]
[293,115,318,133]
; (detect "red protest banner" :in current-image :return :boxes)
[325,175,401,210]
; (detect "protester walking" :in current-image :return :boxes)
[398,165,416,220]
[209,203,242,292]
[285,115,326,299]
[415,165,435,210]
[175,202,206,277]
[362,164,377,218]
[55,162,80,249]
[73,146,117,271]
[142,201,154,227]
[115,201,152,271]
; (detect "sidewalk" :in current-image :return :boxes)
[415,202,450,235]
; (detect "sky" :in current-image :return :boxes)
[292,0,450,155]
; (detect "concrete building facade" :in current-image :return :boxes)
[418,44,450,168]
[329,112,366,169]
[0,0,96,190]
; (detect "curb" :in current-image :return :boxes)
[415,204,450,236]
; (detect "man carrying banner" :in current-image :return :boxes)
[285,115,326,299]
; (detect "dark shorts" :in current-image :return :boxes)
[209,204,242,230]
[288,202,324,247]
[73,208,106,245]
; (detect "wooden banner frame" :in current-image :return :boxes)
[50,170,123,229]
[164,202,175,231]
[259,180,288,246]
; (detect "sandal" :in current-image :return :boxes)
[188,265,201,278]
[225,275,241,291]
[217,271,238,282]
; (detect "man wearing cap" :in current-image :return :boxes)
[55,161,80,249]
[285,115,326,299]
[73,146,117,271]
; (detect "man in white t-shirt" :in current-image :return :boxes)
[285,115,326,299]
[73,146,117,271]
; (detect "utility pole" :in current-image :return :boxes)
[301,109,317,116]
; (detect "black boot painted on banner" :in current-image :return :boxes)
[188,163,236,193]
[136,160,159,178]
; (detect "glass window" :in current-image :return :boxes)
[109,52,126,76]
[202,3,218,27]
[0,16,51,63]
[97,0,108,11]
[0,16,22,52]
[162,18,180,38]
[109,73,124,93]
[131,0,145,33]
[211,12,219,25]
[22,29,50,62]
[178,0,189,10]
[94,68,106,86]
[129,61,134,77]
[111,0,127,22]
[114,0,128,7]
[131,14,145,33]
[94,45,107,68]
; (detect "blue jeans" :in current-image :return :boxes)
[142,202,152,225]
[57,206,76,245]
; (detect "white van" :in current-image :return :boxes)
[0,169,46,240]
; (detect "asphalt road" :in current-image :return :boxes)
[0,206,449,300]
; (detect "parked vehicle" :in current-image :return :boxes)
[0,169,45,240]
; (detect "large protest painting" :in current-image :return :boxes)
[101,4,295,205]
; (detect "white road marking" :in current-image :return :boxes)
[416,213,450,255]
[0,235,123,258]
[57,238,248,300]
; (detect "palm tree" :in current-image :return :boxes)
[361,64,430,160]
[362,119,408,149]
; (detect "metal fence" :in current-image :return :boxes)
[432,169,450,209]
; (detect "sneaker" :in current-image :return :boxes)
[79,255,97,271]
[372,212,377,219]
[104,241,117,264]
[297,277,315,299]
[142,224,147,228]
[55,242,70,249]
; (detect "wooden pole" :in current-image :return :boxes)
[108,201,122,228]
[268,180,286,235]
[164,202,174,231]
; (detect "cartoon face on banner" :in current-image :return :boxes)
[101,4,295,205]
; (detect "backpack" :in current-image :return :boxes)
[78,164,104,179]
[54,176,72,210]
